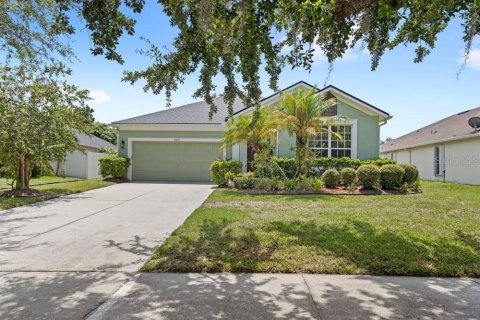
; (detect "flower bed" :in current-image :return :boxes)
[223,163,421,195]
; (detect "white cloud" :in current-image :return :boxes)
[89,90,111,104]
[463,48,480,70]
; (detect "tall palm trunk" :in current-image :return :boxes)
[295,135,309,178]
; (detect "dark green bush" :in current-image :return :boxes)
[380,164,405,189]
[253,178,273,191]
[363,158,397,166]
[283,179,296,191]
[272,157,297,179]
[210,160,243,186]
[98,156,130,178]
[399,164,419,184]
[357,164,381,189]
[233,177,255,189]
[341,167,357,187]
[295,175,315,191]
[321,169,340,188]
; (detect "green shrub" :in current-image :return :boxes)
[210,160,243,186]
[98,156,130,178]
[363,158,397,166]
[312,178,323,191]
[233,177,255,189]
[253,178,273,191]
[30,161,54,178]
[399,164,419,184]
[380,164,405,189]
[357,164,381,189]
[283,179,296,191]
[341,167,357,187]
[296,175,315,191]
[272,157,297,179]
[321,169,340,188]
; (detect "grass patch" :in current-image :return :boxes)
[0,178,114,210]
[0,176,82,191]
[142,181,480,277]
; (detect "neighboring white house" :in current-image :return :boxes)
[53,133,117,179]
[380,107,480,185]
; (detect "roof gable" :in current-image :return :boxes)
[234,82,390,121]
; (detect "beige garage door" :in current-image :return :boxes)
[132,141,222,182]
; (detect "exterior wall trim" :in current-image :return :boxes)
[126,137,223,180]
[381,133,480,154]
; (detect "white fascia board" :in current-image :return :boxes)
[113,123,226,132]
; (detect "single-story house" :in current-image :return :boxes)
[112,81,391,182]
[53,133,117,179]
[380,107,480,185]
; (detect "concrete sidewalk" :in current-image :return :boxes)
[86,273,480,320]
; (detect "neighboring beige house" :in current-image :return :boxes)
[380,107,480,185]
[53,133,117,179]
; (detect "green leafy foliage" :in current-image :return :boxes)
[210,160,243,186]
[341,168,357,187]
[93,122,118,145]
[233,177,255,190]
[0,63,93,190]
[380,164,405,189]
[399,164,420,184]
[98,156,130,179]
[276,88,342,177]
[322,169,340,188]
[3,1,480,116]
[357,164,381,189]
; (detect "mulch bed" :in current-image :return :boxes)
[0,188,46,198]
[241,187,420,196]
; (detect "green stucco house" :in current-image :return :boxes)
[112,81,391,181]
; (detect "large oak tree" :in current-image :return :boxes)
[3,1,480,115]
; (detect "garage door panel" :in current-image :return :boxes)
[132,141,222,182]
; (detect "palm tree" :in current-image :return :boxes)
[223,106,278,155]
[276,87,344,177]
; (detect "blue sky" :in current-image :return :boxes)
[68,4,480,140]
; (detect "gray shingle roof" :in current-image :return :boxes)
[77,133,117,150]
[381,107,480,152]
[112,96,245,125]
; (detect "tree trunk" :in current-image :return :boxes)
[17,155,26,190]
[24,157,31,189]
[295,136,308,178]
[16,155,30,190]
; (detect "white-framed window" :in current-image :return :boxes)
[434,145,445,176]
[308,123,356,158]
[308,126,329,157]
[331,125,352,158]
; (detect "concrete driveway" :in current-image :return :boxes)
[0,182,214,318]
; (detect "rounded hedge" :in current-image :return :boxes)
[321,169,340,188]
[341,167,357,187]
[210,160,243,186]
[357,164,381,189]
[380,164,405,189]
[399,164,419,184]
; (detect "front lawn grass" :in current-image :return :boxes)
[0,177,114,210]
[0,175,82,191]
[142,181,480,277]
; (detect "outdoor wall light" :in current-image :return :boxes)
[120,139,125,149]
